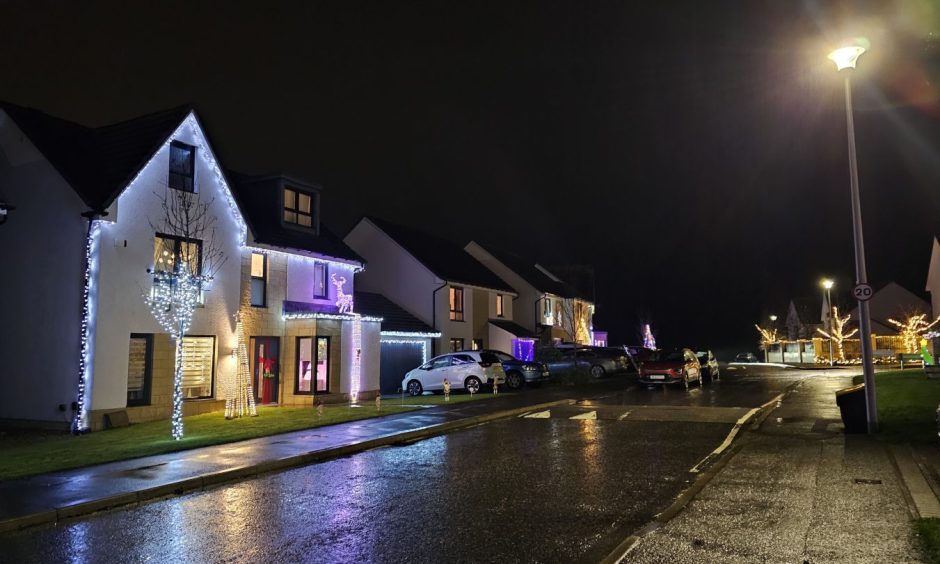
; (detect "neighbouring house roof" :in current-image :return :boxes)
[489,319,538,339]
[1,101,192,211]
[365,217,515,293]
[228,172,364,264]
[354,291,438,335]
[471,241,583,299]
[788,297,820,326]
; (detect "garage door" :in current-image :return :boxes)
[380,341,426,393]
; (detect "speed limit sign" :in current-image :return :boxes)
[853,283,873,301]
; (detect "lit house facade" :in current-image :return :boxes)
[0,102,378,430]
[344,218,517,361]
[465,241,596,347]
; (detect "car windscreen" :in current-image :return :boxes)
[660,351,684,361]
[479,352,502,364]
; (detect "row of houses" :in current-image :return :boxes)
[0,102,599,430]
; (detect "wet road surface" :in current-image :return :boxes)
[0,367,809,563]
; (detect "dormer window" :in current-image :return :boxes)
[168,141,196,192]
[284,187,314,228]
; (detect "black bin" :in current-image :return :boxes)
[835,383,867,434]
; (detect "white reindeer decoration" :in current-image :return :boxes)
[331,273,354,313]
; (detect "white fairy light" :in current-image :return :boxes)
[72,220,101,434]
[245,245,362,273]
[380,331,442,338]
[225,314,257,419]
[350,313,362,404]
[283,311,383,322]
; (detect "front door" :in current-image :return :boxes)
[252,337,280,404]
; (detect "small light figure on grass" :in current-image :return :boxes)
[375,395,382,411]
[314,397,323,418]
[443,378,451,401]
[492,378,499,395]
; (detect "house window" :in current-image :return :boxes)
[449,287,464,321]
[180,336,214,399]
[297,336,330,394]
[153,233,202,276]
[496,294,504,317]
[450,338,464,352]
[313,262,328,299]
[471,338,483,351]
[126,334,153,406]
[168,141,196,192]
[250,253,267,307]
[283,187,314,228]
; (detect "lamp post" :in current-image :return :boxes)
[767,315,778,362]
[828,43,877,432]
[822,279,834,367]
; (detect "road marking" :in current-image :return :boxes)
[617,411,631,421]
[688,393,784,473]
[570,411,597,420]
[524,410,551,418]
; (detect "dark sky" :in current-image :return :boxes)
[4,0,940,352]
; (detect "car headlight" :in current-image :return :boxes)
[523,364,538,371]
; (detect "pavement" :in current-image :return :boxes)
[620,374,928,563]
[0,382,625,534]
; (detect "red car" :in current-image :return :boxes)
[639,348,703,388]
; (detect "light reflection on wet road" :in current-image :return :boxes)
[0,369,806,563]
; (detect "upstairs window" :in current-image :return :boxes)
[313,262,328,299]
[153,233,202,276]
[449,286,464,321]
[284,187,314,228]
[168,141,196,192]
[250,252,267,307]
[496,294,504,317]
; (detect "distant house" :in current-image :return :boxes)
[464,241,596,348]
[850,281,930,334]
[344,218,518,360]
[785,298,822,340]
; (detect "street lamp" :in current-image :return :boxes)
[767,315,778,362]
[822,279,834,367]
[828,41,877,432]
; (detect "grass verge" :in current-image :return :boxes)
[851,369,940,444]
[0,391,501,481]
[916,518,940,563]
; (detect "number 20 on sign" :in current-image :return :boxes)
[853,283,873,301]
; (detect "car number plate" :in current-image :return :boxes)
[648,375,665,380]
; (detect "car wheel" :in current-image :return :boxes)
[590,365,605,379]
[682,371,689,390]
[407,380,423,396]
[506,371,523,390]
[465,376,482,394]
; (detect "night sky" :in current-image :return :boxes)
[4,1,940,353]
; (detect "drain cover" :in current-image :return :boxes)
[853,478,882,485]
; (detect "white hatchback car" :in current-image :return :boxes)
[402,351,506,396]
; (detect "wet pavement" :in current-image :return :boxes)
[0,367,816,563]
[628,372,925,563]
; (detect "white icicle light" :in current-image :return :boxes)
[72,220,101,434]
[380,338,430,364]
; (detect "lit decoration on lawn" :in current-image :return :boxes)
[332,273,354,313]
[72,220,101,434]
[816,307,857,363]
[642,324,656,350]
[887,313,940,354]
[225,313,257,419]
[380,338,429,364]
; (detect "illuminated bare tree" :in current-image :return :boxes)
[146,185,226,439]
[558,298,591,345]
[755,324,778,362]
[887,313,940,353]
[816,307,857,363]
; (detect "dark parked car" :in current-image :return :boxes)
[486,350,549,390]
[696,350,720,380]
[639,348,703,388]
[546,347,624,379]
[734,352,759,363]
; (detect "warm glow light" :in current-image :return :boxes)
[822,278,834,290]
[828,45,866,71]
[769,315,778,322]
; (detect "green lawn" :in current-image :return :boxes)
[0,392,501,481]
[916,518,940,563]
[853,370,940,444]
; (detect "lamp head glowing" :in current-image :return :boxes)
[822,279,834,290]
[828,45,866,71]
[770,315,778,322]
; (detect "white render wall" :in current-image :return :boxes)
[90,116,244,412]
[0,110,90,425]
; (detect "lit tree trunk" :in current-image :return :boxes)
[172,327,185,440]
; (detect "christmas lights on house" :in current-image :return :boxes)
[225,313,257,419]
[72,220,101,434]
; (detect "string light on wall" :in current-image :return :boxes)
[380,331,442,339]
[380,338,430,365]
[283,311,383,322]
[72,220,101,434]
[350,313,362,404]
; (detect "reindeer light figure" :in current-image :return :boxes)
[331,273,354,313]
